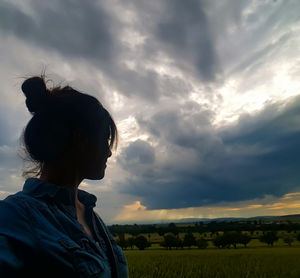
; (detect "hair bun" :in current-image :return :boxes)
[21,76,50,113]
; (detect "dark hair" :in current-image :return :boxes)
[18,72,118,179]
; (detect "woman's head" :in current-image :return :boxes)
[19,73,118,182]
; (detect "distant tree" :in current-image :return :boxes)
[174,237,184,250]
[161,234,178,250]
[183,232,196,249]
[223,232,239,249]
[213,235,225,249]
[116,233,128,250]
[116,238,129,250]
[127,237,135,249]
[131,230,140,237]
[283,234,294,247]
[118,233,125,241]
[134,235,151,250]
[168,223,176,229]
[168,223,179,238]
[157,228,166,237]
[259,231,278,247]
[213,232,240,249]
[196,238,208,249]
[172,229,179,237]
[297,233,300,242]
[238,234,251,248]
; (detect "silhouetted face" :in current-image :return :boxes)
[82,133,112,180]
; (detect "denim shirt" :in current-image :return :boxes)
[0,178,129,278]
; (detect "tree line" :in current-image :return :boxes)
[116,231,300,251]
[108,220,300,237]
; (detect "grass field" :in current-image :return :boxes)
[124,247,300,278]
[123,238,300,250]
[123,231,300,245]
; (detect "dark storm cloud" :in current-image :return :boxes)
[1,0,298,104]
[122,139,155,165]
[108,67,194,103]
[117,96,300,210]
[0,0,119,67]
[128,0,220,82]
[154,0,218,81]
[0,111,11,146]
[0,0,195,102]
[118,139,156,179]
[0,145,19,170]
[107,67,160,103]
[0,103,19,146]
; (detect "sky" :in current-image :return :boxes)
[0,0,300,224]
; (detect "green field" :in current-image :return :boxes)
[124,247,300,278]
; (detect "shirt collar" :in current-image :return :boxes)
[22,177,97,208]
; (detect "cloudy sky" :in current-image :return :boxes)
[0,0,300,224]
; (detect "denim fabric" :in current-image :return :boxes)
[0,178,129,278]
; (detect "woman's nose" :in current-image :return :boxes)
[108,149,112,158]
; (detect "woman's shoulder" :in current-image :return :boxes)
[0,192,37,246]
[0,191,37,217]
[0,192,28,217]
[1,190,47,211]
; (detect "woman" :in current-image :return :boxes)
[0,74,129,278]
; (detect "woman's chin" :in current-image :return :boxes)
[85,169,105,180]
[86,164,106,180]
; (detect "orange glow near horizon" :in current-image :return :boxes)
[112,191,300,223]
